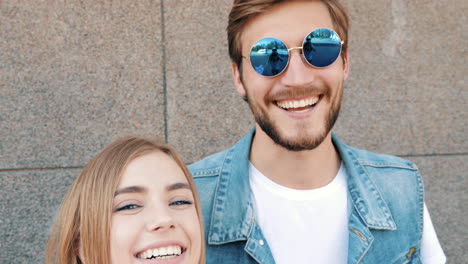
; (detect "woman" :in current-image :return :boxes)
[45,137,205,264]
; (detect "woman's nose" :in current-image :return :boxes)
[145,206,176,232]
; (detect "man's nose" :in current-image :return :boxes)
[145,206,176,232]
[280,50,316,88]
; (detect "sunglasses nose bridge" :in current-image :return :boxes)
[288,46,313,69]
[288,46,303,54]
[287,46,307,64]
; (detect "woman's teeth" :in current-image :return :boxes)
[276,96,319,110]
[137,245,183,259]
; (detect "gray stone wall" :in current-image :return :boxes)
[0,0,465,263]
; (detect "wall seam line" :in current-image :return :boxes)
[160,0,168,143]
[0,154,466,172]
[398,152,468,158]
[0,167,83,172]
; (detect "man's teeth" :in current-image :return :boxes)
[137,245,182,259]
[276,97,319,109]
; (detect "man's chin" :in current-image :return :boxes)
[275,136,328,151]
[262,126,329,152]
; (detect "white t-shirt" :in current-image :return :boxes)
[249,162,446,264]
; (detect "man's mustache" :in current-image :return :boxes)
[265,86,327,101]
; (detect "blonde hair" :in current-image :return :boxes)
[45,137,205,264]
[227,0,350,68]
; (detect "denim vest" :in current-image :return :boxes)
[189,129,424,264]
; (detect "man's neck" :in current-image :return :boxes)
[250,126,341,190]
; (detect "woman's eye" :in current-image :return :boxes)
[170,200,193,206]
[115,204,140,212]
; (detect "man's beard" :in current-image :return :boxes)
[243,85,343,152]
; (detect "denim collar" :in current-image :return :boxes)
[333,134,397,230]
[207,128,256,244]
[207,128,396,245]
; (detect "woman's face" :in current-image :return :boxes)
[110,151,202,264]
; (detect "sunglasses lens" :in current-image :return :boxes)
[303,28,342,68]
[250,38,289,77]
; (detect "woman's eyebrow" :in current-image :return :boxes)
[114,186,146,197]
[166,182,191,192]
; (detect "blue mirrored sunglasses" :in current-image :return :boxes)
[246,28,343,77]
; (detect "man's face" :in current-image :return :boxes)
[232,0,349,151]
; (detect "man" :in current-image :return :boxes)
[189,1,446,263]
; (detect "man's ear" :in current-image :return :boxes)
[232,62,246,96]
[342,51,349,81]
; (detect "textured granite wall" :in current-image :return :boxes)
[1,0,466,263]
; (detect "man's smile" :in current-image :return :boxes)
[275,95,321,112]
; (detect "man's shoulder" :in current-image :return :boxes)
[333,134,417,171]
[188,129,255,179]
[188,148,231,178]
[340,141,423,207]
[345,144,417,171]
